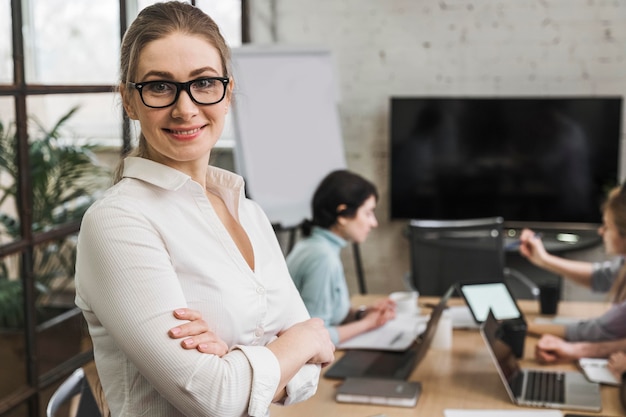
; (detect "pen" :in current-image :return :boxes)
[390,331,403,345]
[505,232,543,251]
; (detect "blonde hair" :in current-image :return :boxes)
[113,1,232,183]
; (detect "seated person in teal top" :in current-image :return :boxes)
[286,170,396,345]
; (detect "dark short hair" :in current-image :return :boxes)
[303,170,378,235]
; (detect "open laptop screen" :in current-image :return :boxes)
[481,309,523,385]
[458,282,523,323]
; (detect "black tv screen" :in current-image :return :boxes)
[390,97,622,226]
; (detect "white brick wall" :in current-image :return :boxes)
[248,0,626,298]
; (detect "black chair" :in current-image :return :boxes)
[47,368,102,417]
[406,217,538,298]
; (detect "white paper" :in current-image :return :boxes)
[533,316,580,325]
[444,410,562,417]
[578,357,621,386]
[336,314,429,351]
[448,305,480,329]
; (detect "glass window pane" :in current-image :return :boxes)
[33,237,92,376]
[27,93,123,148]
[37,308,90,375]
[194,1,241,149]
[24,0,120,84]
[133,0,241,47]
[0,242,91,392]
[0,98,18,244]
[26,95,115,233]
[0,0,11,84]
[196,0,242,47]
[0,253,28,398]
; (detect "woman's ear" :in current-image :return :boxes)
[335,204,348,224]
[120,84,138,120]
[224,77,234,113]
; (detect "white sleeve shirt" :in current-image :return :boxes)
[74,157,320,417]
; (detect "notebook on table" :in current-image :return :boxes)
[480,309,602,412]
[324,285,454,380]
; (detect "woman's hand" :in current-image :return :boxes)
[534,334,579,363]
[608,351,626,379]
[277,318,336,368]
[168,308,228,356]
[362,298,396,328]
[519,228,548,266]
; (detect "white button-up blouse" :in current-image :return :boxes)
[75,157,320,417]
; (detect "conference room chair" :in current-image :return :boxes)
[47,367,102,417]
[405,216,539,298]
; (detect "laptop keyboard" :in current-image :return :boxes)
[523,370,565,404]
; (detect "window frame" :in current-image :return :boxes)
[0,1,248,415]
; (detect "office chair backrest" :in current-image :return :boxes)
[407,217,505,296]
[47,368,103,417]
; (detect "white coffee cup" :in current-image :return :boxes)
[389,291,419,315]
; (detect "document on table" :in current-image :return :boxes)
[534,316,581,325]
[448,305,480,329]
[444,410,562,417]
[578,357,621,385]
[336,313,429,351]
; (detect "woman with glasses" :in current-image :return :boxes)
[74,2,334,416]
[515,184,626,362]
[286,170,396,346]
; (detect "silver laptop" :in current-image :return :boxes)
[480,309,602,412]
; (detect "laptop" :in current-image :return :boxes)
[324,285,454,380]
[480,309,602,411]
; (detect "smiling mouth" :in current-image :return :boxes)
[166,127,203,135]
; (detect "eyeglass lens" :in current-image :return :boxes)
[139,78,226,107]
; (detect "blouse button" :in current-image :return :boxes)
[256,286,265,295]
[254,327,264,337]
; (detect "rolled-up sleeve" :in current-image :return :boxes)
[233,345,281,416]
[590,257,624,292]
[565,300,626,342]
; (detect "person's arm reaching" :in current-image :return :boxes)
[519,228,594,288]
[526,321,566,339]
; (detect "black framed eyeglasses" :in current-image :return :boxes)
[127,77,230,108]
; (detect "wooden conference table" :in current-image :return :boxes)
[270,295,625,417]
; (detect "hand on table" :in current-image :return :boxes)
[362,298,397,328]
[608,351,626,380]
[534,334,579,363]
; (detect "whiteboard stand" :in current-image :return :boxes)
[230,45,346,228]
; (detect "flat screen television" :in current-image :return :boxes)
[390,97,622,228]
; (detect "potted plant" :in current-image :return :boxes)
[0,107,111,393]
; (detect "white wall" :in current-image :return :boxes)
[248,0,626,297]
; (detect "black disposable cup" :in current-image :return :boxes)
[539,283,560,315]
